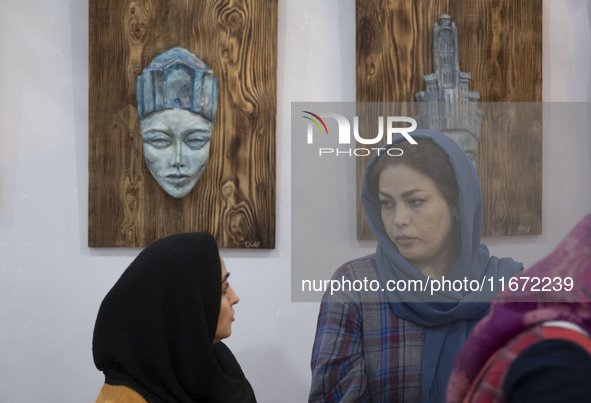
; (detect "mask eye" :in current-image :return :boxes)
[143,132,172,149]
[185,131,211,150]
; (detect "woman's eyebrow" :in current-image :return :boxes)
[379,188,426,200]
[222,272,230,283]
[401,188,426,198]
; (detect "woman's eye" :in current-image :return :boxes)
[409,199,424,207]
[379,199,395,210]
[185,135,210,150]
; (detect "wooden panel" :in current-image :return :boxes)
[89,0,277,248]
[356,0,542,238]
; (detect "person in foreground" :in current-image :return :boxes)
[447,213,591,403]
[309,130,522,402]
[93,232,256,403]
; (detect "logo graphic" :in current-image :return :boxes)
[301,111,417,157]
[302,111,329,139]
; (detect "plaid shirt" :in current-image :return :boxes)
[462,324,591,403]
[310,255,425,402]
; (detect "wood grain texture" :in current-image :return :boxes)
[356,0,542,238]
[89,0,277,248]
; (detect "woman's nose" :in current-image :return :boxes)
[230,287,240,305]
[393,205,410,226]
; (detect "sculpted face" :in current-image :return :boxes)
[443,129,479,166]
[140,108,213,198]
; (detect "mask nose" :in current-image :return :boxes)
[170,142,185,169]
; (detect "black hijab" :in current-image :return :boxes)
[93,232,256,403]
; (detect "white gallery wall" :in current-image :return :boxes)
[0,0,590,402]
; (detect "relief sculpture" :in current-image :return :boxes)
[136,47,219,198]
[415,15,484,166]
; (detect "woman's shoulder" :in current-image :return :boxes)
[95,383,148,403]
[480,245,523,274]
[331,254,378,280]
[318,254,383,303]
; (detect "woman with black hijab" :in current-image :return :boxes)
[93,232,256,403]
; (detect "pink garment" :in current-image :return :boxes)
[447,213,591,402]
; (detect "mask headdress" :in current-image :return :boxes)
[136,47,219,122]
[415,15,484,165]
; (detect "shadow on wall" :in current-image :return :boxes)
[587,1,591,164]
[0,134,17,230]
[69,0,90,250]
[0,70,22,230]
[588,1,591,101]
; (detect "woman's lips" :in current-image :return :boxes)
[395,236,417,247]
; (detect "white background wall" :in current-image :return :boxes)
[0,1,589,402]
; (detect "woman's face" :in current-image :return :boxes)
[213,257,240,343]
[378,164,458,277]
[140,108,213,199]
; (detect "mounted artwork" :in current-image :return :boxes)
[136,47,219,199]
[415,15,484,167]
[356,0,542,238]
[89,0,277,248]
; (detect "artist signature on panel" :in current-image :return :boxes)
[244,241,261,248]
